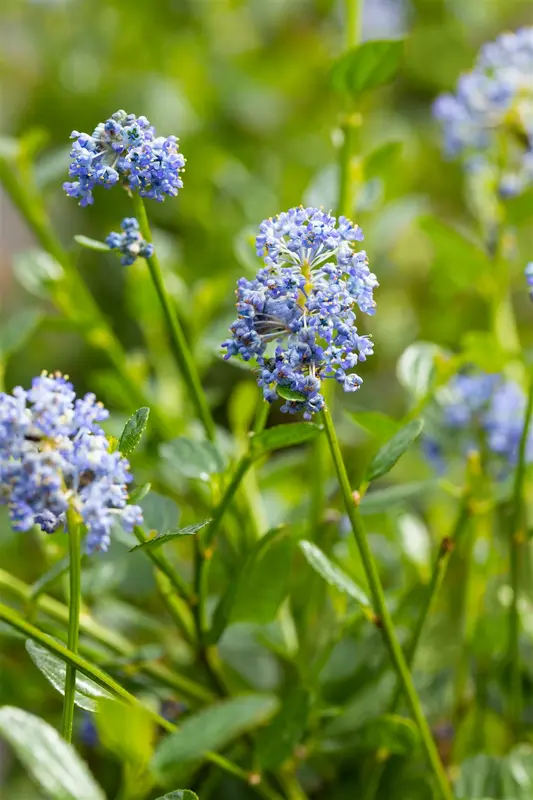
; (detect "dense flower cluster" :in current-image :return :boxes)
[106,218,154,266]
[429,371,533,467]
[433,27,533,197]
[526,262,533,300]
[222,207,378,418]
[0,373,143,552]
[63,110,185,206]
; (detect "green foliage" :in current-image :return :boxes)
[365,419,424,481]
[74,235,110,253]
[299,540,370,606]
[119,407,150,455]
[331,39,404,97]
[130,519,211,552]
[250,422,323,457]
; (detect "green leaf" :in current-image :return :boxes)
[155,793,199,800]
[359,481,435,515]
[347,714,420,755]
[209,527,294,642]
[95,698,155,767]
[26,640,114,712]
[364,141,403,179]
[251,422,323,458]
[129,519,211,552]
[397,341,450,399]
[455,745,533,799]
[419,216,488,291]
[331,39,404,98]
[346,411,401,444]
[0,706,105,800]
[130,482,152,503]
[74,235,111,252]
[160,437,226,480]
[13,249,64,299]
[256,688,311,770]
[0,309,42,358]
[152,694,278,780]
[29,555,71,599]
[365,419,424,482]
[276,385,307,402]
[119,407,150,455]
[299,540,370,607]
[140,492,180,533]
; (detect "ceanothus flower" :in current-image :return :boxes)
[0,372,143,552]
[106,218,154,266]
[222,207,378,419]
[525,262,533,300]
[63,110,185,206]
[433,27,533,197]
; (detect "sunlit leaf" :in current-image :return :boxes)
[397,341,450,399]
[276,385,307,402]
[365,419,424,481]
[119,407,150,455]
[95,698,155,767]
[74,235,111,253]
[299,541,370,607]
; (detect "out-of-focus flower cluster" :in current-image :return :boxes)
[525,262,533,300]
[426,371,533,471]
[106,218,154,266]
[434,27,533,197]
[222,206,378,418]
[0,373,142,552]
[64,110,185,206]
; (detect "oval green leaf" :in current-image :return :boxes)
[0,706,105,800]
[74,235,111,252]
[331,39,404,98]
[346,411,401,444]
[365,419,424,482]
[276,385,307,402]
[299,540,370,607]
[119,407,150,455]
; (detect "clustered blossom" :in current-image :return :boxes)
[0,373,143,552]
[106,218,154,266]
[222,207,378,418]
[433,27,533,197]
[428,371,533,468]
[63,110,185,206]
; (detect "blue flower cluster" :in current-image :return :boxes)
[106,218,154,266]
[222,207,378,418]
[433,27,533,197]
[0,373,143,552]
[431,371,533,466]
[525,263,533,300]
[63,110,185,206]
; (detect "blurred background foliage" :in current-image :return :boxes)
[3,0,533,798]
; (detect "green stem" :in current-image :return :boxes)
[322,405,452,800]
[345,0,362,48]
[131,194,216,442]
[0,602,279,798]
[508,371,533,731]
[60,507,82,743]
[337,0,363,219]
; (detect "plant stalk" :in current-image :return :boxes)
[60,507,82,743]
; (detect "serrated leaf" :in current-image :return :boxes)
[152,694,278,779]
[119,407,150,455]
[365,419,424,482]
[130,482,152,503]
[256,688,311,770]
[155,793,199,800]
[160,437,226,480]
[0,309,42,358]
[74,235,111,253]
[95,698,155,767]
[0,706,105,800]
[331,39,404,98]
[276,385,307,402]
[299,541,370,607]
[26,641,114,712]
[346,411,401,443]
[130,519,211,552]
[251,422,322,458]
[359,481,435,515]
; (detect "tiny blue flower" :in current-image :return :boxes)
[0,372,143,553]
[222,206,378,419]
[63,110,185,206]
[105,218,154,266]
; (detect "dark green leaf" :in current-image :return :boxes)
[346,411,401,444]
[251,422,323,457]
[155,793,199,800]
[347,714,419,755]
[256,688,311,770]
[365,419,424,482]
[130,482,152,503]
[0,706,105,800]
[299,540,370,607]
[119,407,150,455]
[359,481,435,515]
[160,437,226,480]
[26,641,114,712]
[276,385,307,402]
[331,39,404,98]
[74,235,111,253]
[152,694,278,779]
[0,309,42,358]
[130,519,211,552]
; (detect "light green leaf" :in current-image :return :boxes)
[419,216,488,291]
[346,411,401,444]
[455,745,533,799]
[13,249,64,299]
[365,419,424,482]
[299,540,370,607]
[155,793,199,800]
[251,422,323,457]
[152,694,278,779]
[95,698,155,767]
[359,481,435,515]
[130,519,211,552]
[119,407,150,455]
[26,640,114,712]
[140,492,180,533]
[130,482,152,503]
[160,437,226,480]
[0,706,105,800]
[256,688,311,770]
[276,385,307,402]
[74,235,111,252]
[364,141,403,179]
[331,39,404,98]
[397,341,450,399]
[0,309,42,358]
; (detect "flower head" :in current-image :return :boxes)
[63,110,185,206]
[0,372,143,552]
[106,218,154,266]
[434,27,533,197]
[222,207,378,418]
